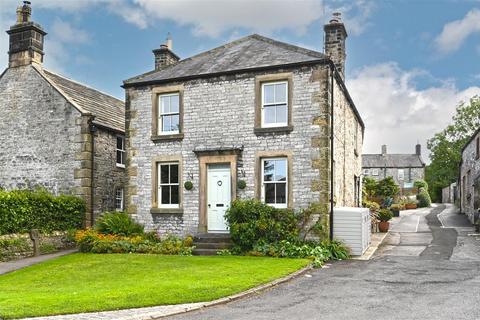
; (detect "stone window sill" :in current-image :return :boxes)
[254,126,293,135]
[151,133,184,142]
[150,207,183,214]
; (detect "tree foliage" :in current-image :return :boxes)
[426,96,480,202]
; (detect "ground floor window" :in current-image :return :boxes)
[115,188,124,211]
[261,158,287,208]
[158,162,180,208]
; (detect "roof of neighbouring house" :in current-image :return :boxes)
[37,67,125,132]
[362,154,425,168]
[123,34,327,86]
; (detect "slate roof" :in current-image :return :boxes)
[39,68,124,132]
[124,34,326,86]
[362,154,425,168]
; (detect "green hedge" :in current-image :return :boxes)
[0,189,85,235]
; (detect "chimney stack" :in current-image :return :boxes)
[153,34,179,70]
[7,1,46,68]
[416,143,421,156]
[381,145,387,156]
[324,12,348,80]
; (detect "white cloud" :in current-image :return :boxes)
[347,62,480,160]
[107,0,373,38]
[50,18,90,44]
[434,8,480,55]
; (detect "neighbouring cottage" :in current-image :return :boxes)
[459,128,480,223]
[442,182,458,205]
[0,2,126,226]
[123,13,364,236]
[362,144,425,189]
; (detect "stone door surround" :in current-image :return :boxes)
[196,150,238,233]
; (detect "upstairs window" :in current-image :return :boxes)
[398,169,404,181]
[262,82,288,127]
[158,162,180,208]
[158,93,180,134]
[363,169,370,176]
[371,169,379,176]
[261,158,287,208]
[116,136,125,167]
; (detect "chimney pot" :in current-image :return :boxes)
[381,145,387,156]
[416,144,421,156]
[153,34,179,70]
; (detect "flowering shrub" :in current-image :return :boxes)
[75,229,194,255]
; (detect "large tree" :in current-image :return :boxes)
[426,96,480,202]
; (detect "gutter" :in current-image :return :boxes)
[329,63,335,240]
[90,121,97,226]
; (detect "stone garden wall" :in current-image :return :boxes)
[0,231,75,262]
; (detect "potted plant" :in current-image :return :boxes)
[377,209,393,232]
[390,204,402,217]
[405,199,417,210]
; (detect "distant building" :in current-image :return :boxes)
[0,3,126,226]
[459,128,480,223]
[362,144,425,189]
[442,182,457,204]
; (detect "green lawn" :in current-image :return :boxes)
[0,253,309,319]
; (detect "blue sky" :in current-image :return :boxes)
[1,0,479,157]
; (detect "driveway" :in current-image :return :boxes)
[168,204,480,320]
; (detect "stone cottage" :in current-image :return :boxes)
[123,14,364,236]
[0,2,126,226]
[459,128,480,223]
[362,144,425,189]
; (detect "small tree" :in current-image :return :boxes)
[362,176,378,200]
[376,177,400,199]
[414,179,428,192]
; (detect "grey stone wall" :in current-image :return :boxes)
[126,64,362,236]
[92,128,127,219]
[460,132,480,223]
[0,65,82,194]
[332,75,363,207]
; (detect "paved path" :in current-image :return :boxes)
[0,249,77,275]
[169,204,480,320]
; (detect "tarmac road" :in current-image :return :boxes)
[168,204,480,320]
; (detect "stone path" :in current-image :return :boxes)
[0,249,77,275]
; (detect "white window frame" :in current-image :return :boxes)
[158,93,180,135]
[261,157,288,209]
[157,162,180,209]
[115,188,124,211]
[116,136,125,168]
[398,169,405,181]
[363,169,370,176]
[261,81,288,128]
[371,168,379,176]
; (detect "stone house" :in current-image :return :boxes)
[459,128,480,223]
[123,14,364,236]
[0,3,126,226]
[362,144,425,189]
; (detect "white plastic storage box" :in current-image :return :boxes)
[333,207,371,256]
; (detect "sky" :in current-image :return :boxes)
[0,0,479,160]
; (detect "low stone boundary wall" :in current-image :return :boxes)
[0,231,75,262]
